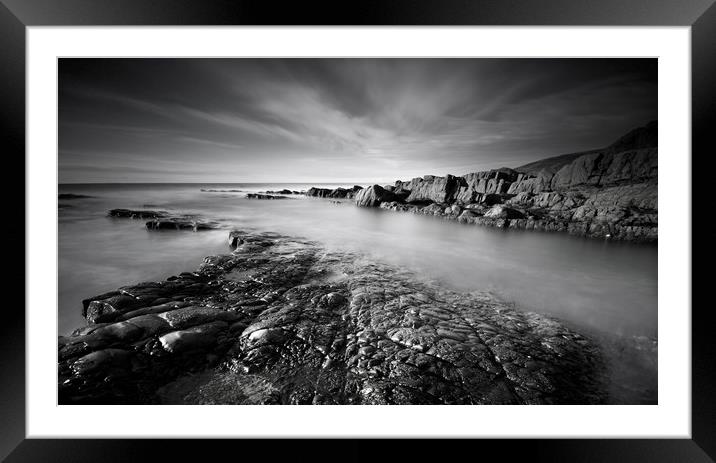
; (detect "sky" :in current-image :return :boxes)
[59,58,657,184]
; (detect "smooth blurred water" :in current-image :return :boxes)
[58,183,658,402]
[58,183,657,339]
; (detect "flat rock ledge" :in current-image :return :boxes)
[59,230,606,405]
[377,200,655,241]
[108,209,222,231]
[246,193,288,200]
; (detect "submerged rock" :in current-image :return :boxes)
[246,193,287,200]
[264,189,300,195]
[59,229,607,405]
[108,209,167,219]
[109,208,221,231]
[146,219,219,231]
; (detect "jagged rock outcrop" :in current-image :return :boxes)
[306,187,333,198]
[306,185,363,199]
[347,121,658,242]
[506,171,553,195]
[399,174,462,204]
[59,229,606,405]
[354,185,398,207]
[454,169,519,204]
[246,193,287,200]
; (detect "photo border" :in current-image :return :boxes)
[4,0,713,461]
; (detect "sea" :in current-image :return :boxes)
[58,182,658,403]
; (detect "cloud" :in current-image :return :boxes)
[58,58,657,183]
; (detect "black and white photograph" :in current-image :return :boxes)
[57,58,658,406]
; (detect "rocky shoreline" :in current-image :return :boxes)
[59,225,607,405]
[306,122,658,242]
[57,122,658,403]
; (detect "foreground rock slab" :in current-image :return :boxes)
[59,230,606,405]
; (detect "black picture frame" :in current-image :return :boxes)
[3,0,713,461]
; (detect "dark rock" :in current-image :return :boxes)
[264,189,296,195]
[246,193,287,200]
[404,174,462,204]
[456,169,519,204]
[419,203,445,215]
[109,209,167,219]
[85,294,145,324]
[328,188,349,198]
[71,348,131,375]
[482,193,503,206]
[124,314,172,337]
[159,321,229,354]
[306,185,364,200]
[159,306,239,329]
[306,187,333,198]
[228,231,244,248]
[457,210,483,222]
[117,301,190,321]
[146,219,219,231]
[354,185,398,207]
[483,205,525,220]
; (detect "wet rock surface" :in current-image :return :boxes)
[246,193,288,200]
[354,185,398,207]
[59,230,606,405]
[108,208,168,219]
[108,209,222,231]
[145,219,221,231]
[263,189,303,195]
[307,185,363,199]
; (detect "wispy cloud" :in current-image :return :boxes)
[59,58,657,183]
